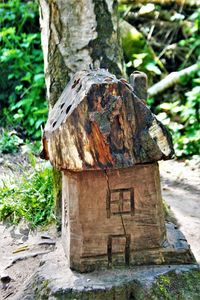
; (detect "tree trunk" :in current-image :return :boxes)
[38,0,124,223]
[39,0,124,107]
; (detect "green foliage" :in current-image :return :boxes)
[0,129,23,154]
[121,4,200,157]
[156,73,200,157]
[0,0,47,140]
[120,19,162,80]
[0,158,55,227]
[162,8,200,157]
[152,270,200,299]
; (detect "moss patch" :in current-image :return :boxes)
[152,269,200,300]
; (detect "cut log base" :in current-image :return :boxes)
[61,163,195,273]
[69,222,196,273]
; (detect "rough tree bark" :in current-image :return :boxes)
[38,0,124,221]
[39,0,124,107]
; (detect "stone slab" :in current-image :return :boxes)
[13,223,198,300]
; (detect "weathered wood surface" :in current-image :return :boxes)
[62,163,166,271]
[62,163,195,272]
[130,71,148,101]
[43,69,174,171]
[38,0,124,220]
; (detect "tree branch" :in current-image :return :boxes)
[148,63,199,97]
[119,0,200,7]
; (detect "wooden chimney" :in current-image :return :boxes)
[42,69,186,272]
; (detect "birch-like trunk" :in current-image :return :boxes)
[39,0,124,107]
[38,0,124,222]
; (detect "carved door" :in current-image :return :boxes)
[107,234,131,267]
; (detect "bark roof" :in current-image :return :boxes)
[42,69,174,171]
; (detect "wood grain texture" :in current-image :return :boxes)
[62,163,167,271]
[61,163,195,272]
[43,69,174,171]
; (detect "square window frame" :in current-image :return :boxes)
[106,188,134,218]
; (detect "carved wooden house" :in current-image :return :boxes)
[42,69,193,272]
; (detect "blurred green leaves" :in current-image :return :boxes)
[120,3,199,157]
[120,20,162,79]
[156,73,200,157]
[0,0,47,140]
[0,161,55,227]
[0,129,23,154]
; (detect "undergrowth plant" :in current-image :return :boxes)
[0,156,55,227]
[156,72,200,157]
[0,0,47,140]
[0,129,23,154]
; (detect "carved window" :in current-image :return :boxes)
[106,188,134,218]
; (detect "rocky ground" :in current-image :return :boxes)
[0,155,199,299]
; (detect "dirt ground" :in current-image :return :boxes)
[160,158,200,263]
[0,155,199,299]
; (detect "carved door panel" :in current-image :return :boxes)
[107,234,130,267]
